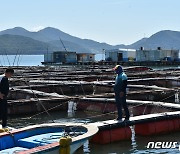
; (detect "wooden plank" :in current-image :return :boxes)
[79,97,180,110]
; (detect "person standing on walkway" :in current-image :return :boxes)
[113,65,130,121]
[0,68,14,128]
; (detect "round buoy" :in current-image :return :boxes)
[59,136,72,154]
[4,128,9,132]
[0,129,5,133]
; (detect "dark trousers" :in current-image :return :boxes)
[115,92,130,119]
[0,99,7,127]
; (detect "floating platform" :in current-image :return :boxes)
[77,97,179,115]
[0,65,179,147]
[8,97,69,115]
[91,111,180,144]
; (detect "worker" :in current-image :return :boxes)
[113,65,130,121]
[0,68,14,128]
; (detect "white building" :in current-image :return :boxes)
[136,47,180,61]
[105,48,136,62]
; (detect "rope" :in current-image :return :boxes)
[73,65,86,96]
[78,90,180,121]
[28,101,69,119]
[14,66,78,122]
[19,72,56,123]
[85,111,117,119]
[153,90,180,114]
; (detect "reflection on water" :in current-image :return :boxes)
[7,111,180,154]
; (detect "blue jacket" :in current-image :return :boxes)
[114,72,128,93]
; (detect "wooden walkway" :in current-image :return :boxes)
[91,111,180,130]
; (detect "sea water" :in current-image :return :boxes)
[1,54,180,153]
[0,55,44,66]
[7,111,180,154]
[0,54,105,66]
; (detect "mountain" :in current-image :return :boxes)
[0,27,51,42]
[0,27,114,53]
[49,40,92,53]
[129,30,180,50]
[0,34,55,54]
[0,27,180,55]
[128,38,148,49]
[30,27,115,52]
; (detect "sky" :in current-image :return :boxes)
[0,0,180,45]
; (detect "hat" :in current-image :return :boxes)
[113,65,121,70]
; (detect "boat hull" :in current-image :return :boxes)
[0,123,98,154]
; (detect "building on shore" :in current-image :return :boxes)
[77,53,95,62]
[105,48,136,62]
[136,47,180,61]
[44,51,95,64]
[44,51,77,64]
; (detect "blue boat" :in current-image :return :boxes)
[0,123,98,154]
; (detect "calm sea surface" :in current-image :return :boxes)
[0,55,44,66]
[1,54,180,153]
[0,54,104,66]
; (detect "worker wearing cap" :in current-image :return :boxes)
[113,65,129,121]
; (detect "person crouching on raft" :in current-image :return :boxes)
[0,68,14,128]
[113,65,130,121]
